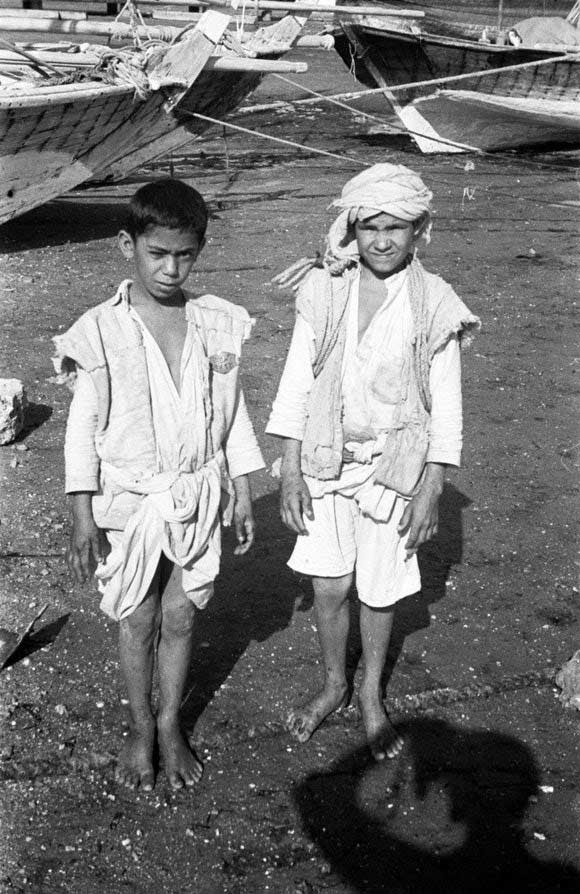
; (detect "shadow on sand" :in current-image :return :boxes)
[294,717,580,893]
[181,481,471,727]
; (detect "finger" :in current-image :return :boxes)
[234,514,245,545]
[397,504,412,534]
[234,520,255,555]
[290,498,309,535]
[301,488,314,521]
[282,495,307,535]
[79,542,94,581]
[69,550,86,584]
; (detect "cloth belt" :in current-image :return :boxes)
[97,452,225,621]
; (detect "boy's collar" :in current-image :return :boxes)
[108,280,132,306]
[108,281,195,307]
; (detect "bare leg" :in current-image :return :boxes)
[156,564,203,790]
[286,574,352,744]
[116,589,161,790]
[359,603,403,761]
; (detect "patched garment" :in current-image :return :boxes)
[55,281,264,620]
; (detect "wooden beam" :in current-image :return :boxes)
[114,0,425,16]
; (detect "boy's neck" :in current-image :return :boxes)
[128,282,186,310]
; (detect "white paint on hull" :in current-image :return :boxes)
[411,88,580,151]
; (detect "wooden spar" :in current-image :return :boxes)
[206,56,307,70]
[0,49,309,72]
[497,0,504,32]
[115,0,425,16]
[0,16,181,40]
[0,8,86,18]
[0,36,61,76]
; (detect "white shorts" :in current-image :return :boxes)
[287,491,421,607]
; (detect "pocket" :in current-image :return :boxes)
[369,355,404,405]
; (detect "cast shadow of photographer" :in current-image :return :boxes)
[294,717,579,893]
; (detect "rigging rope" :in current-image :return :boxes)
[181,109,369,166]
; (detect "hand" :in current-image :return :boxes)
[232,475,255,555]
[397,464,444,559]
[67,495,108,584]
[280,468,313,535]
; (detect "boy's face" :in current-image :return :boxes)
[118,225,204,302]
[354,212,418,278]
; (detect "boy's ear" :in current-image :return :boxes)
[118,230,136,259]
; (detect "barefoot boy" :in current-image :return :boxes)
[54,179,264,790]
[266,164,479,760]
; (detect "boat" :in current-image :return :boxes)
[333,2,580,152]
[0,2,318,224]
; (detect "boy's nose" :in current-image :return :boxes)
[164,256,179,276]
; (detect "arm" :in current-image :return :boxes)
[223,388,264,480]
[398,336,462,557]
[64,367,100,493]
[265,315,317,534]
[67,492,109,584]
[231,474,255,555]
[265,314,316,441]
[278,437,314,536]
[397,462,444,559]
[64,368,107,581]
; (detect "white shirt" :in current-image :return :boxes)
[267,267,462,467]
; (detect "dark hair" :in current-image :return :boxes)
[125,179,208,240]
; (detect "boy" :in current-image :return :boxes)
[266,164,479,761]
[54,179,264,791]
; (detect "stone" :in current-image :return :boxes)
[555,650,580,710]
[0,379,28,446]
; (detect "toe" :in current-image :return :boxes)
[139,770,155,791]
[168,772,185,790]
[116,768,137,789]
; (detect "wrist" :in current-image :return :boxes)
[421,463,445,497]
[281,439,302,475]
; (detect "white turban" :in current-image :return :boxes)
[324,163,433,272]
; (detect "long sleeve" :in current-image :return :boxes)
[224,388,265,479]
[426,334,462,467]
[64,368,100,493]
[265,314,316,441]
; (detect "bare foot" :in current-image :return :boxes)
[157,719,203,790]
[359,687,403,761]
[286,681,348,744]
[115,720,156,791]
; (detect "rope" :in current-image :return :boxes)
[265,74,485,154]
[567,1,580,25]
[114,0,152,47]
[408,260,431,415]
[271,50,579,109]
[181,110,370,166]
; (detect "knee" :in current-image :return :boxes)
[161,596,195,640]
[120,599,160,646]
[313,574,352,605]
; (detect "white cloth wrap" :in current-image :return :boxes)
[325,163,433,271]
[96,452,225,621]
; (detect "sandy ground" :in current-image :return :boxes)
[0,46,579,893]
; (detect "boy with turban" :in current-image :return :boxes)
[266,163,479,760]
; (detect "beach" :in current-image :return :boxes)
[0,45,579,893]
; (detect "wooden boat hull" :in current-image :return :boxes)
[334,23,580,152]
[0,12,305,223]
[413,89,580,150]
[371,1,573,33]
